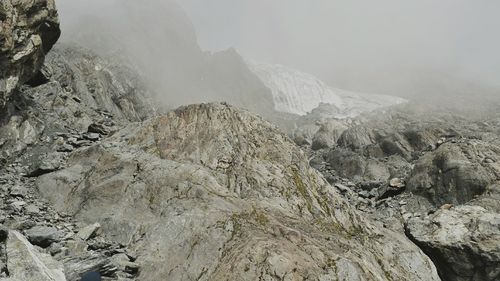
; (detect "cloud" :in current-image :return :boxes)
[57,0,500,100]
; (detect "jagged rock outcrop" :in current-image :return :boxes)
[406,205,500,281]
[0,45,155,162]
[36,103,440,280]
[0,45,155,280]
[407,140,500,207]
[59,0,276,118]
[0,0,60,108]
[304,107,500,281]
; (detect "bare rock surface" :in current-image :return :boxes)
[407,140,500,207]
[0,0,60,108]
[37,103,440,281]
[5,230,66,281]
[406,205,500,281]
[302,106,500,281]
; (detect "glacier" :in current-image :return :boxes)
[247,61,406,117]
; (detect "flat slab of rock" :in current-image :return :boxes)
[77,223,101,241]
[6,231,66,281]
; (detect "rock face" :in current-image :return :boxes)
[59,0,276,118]
[0,45,155,163]
[0,0,60,108]
[0,44,156,280]
[37,103,440,280]
[406,205,500,281]
[6,231,66,281]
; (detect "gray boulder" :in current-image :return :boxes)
[6,231,66,281]
[311,119,348,150]
[406,205,500,281]
[25,226,61,248]
[407,140,499,207]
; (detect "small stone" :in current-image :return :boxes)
[436,137,446,146]
[88,123,111,135]
[48,242,64,256]
[440,204,453,210]
[389,178,406,189]
[65,239,90,257]
[67,137,78,144]
[56,143,74,152]
[83,132,100,141]
[10,185,28,198]
[334,183,351,193]
[358,190,371,199]
[77,223,101,241]
[25,204,41,215]
[25,226,61,248]
[484,158,494,164]
[402,213,412,221]
[10,201,26,212]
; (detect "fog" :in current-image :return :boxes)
[57,0,500,103]
[180,0,500,98]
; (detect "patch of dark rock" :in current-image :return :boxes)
[81,271,102,281]
[27,165,60,177]
[26,66,52,87]
[0,225,8,242]
[88,123,110,135]
[25,226,61,248]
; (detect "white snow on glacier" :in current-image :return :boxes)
[248,61,406,117]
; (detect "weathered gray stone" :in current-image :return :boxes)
[77,223,101,241]
[6,231,66,281]
[0,0,60,108]
[406,205,500,281]
[25,226,61,248]
[407,141,499,207]
[311,119,348,150]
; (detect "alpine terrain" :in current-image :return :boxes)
[0,1,498,281]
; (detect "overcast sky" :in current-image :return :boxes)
[57,0,500,97]
[179,0,500,95]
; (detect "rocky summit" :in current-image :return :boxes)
[0,1,499,281]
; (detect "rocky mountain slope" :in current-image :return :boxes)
[58,0,276,118]
[59,0,404,123]
[0,44,443,280]
[300,106,500,281]
[1,1,499,281]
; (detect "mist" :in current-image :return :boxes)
[56,0,500,105]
